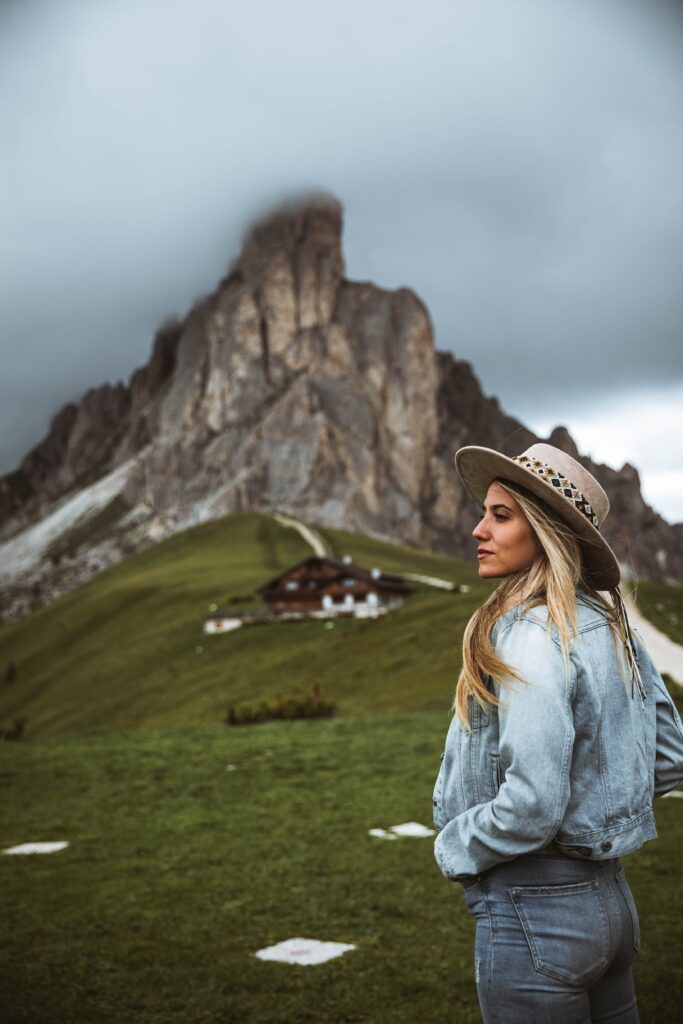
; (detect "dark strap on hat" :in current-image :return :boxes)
[512,454,599,529]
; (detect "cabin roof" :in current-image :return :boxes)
[256,556,411,596]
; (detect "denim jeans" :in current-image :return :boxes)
[460,854,640,1024]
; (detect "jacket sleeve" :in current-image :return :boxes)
[434,617,575,879]
[651,672,683,798]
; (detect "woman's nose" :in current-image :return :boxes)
[472,517,489,540]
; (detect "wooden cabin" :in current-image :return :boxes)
[256,556,412,617]
[203,556,412,633]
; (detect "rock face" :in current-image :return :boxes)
[1,193,681,621]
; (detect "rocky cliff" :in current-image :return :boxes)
[1,194,680,622]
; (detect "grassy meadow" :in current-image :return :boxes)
[626,579,683,646]
[1,513,682,1023]
[0,514,487,738]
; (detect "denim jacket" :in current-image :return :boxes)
[433,593,683,881]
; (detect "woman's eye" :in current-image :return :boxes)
[494,514,509,522]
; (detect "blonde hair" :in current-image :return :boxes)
[454,478,633,728]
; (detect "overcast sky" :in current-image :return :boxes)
[2,0,682,520]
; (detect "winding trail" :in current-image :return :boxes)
[271,514,456,590]
[623,591,683,688]
[272,513,329,558]
[401,572,456,590]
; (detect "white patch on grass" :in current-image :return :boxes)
[368,828,398,840]
[369,822,436,839]
[3,841,69,855]
[253,937,356,965]
[663,790,683,799]
[389,821,436,837]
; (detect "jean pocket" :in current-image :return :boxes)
[491,753,503,795]
[615,867,641,953]
[510,879,610,986]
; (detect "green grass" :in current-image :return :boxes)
[626,580,683,646]
[2,716,682,1024]
[315,524,482,584]
[0,513,487,739]
[1,515,682,1021]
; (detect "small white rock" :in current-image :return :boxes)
[368,828,398,840]
[253,937,356,965]
[389,821,436,837]
[3,841,69,855]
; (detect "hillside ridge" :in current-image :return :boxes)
[1,193,680,624]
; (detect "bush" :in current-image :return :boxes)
[226,683,336,725]
[2,716,27,741]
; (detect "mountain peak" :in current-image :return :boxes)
[1,194,681,622]
[547,425,581,460]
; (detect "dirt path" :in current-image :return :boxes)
[623,591,683,688]
[272,513,329,558]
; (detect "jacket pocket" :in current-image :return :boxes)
[615,867,641,953]
[491,752,503,795]
[510,879,609,986]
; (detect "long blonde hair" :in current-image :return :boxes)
[454,478,636,728]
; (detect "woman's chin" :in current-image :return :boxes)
[477,561,502,578]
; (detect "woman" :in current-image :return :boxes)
[432,442,683,1024]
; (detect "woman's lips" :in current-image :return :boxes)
[477,551,493,559]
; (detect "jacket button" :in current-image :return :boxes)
[433,798,437,806]
[601,841,613,853]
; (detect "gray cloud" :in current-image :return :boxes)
[1,0,682,490]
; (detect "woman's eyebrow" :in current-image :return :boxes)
[482,502,514,512]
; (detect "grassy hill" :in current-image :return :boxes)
[2,717,682,1024]
[625,579,683,646]
[1,515,682,1023]
[0,513,488,739]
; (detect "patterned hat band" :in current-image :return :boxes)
[510,454,600,530]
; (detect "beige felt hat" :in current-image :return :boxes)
[455,442,620,590]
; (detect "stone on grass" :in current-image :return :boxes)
[663,790,683,799]
[254,937,356,965]
[389,821,435,837]
[3,841,69,855]
[368,828,398,840]
[369,821,435,839]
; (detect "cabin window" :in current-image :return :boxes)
[285,580,299,591]
[342,577,356,587]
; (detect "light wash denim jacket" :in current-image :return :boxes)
[433,593,683,881]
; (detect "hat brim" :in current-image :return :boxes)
[454,446,621,590]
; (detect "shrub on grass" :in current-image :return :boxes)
[226,683,336,725]
[2,716,27,741]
